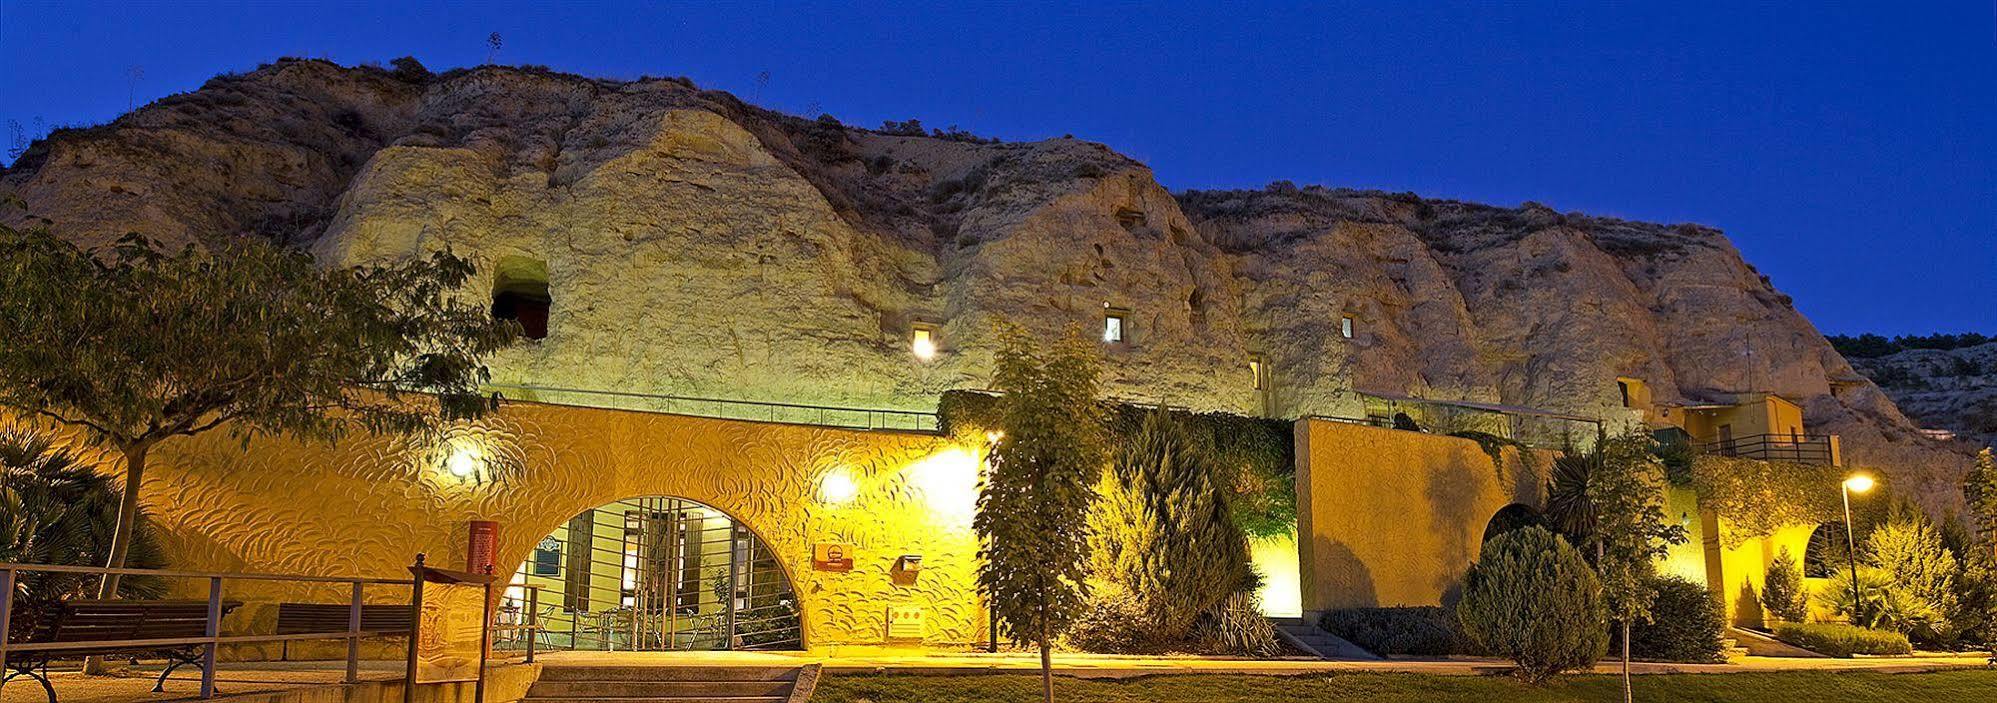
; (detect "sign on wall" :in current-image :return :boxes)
[813,542,854,571]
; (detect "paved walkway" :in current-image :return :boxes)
[3,649,1988,703]
[535,648,1996,678]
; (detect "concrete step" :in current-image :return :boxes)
[1267,617,1381,660]
[537,665,799,682]
[528,680,793,698]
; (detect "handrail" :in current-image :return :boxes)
[1697,433,1837,464]
[0,560,426,700]
[0,562,411,585]
[484,382,940,432]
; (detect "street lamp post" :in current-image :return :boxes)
[1841,474,1875,623]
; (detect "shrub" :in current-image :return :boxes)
[1190,591,1279,657]
[388,56,431,83]
[1621,576,1726,663]
[1772,622,1912,657]
[1064,588,1160,654]
[1087,408,1252,643]
[1866,507,1961,645]
[1762,547,1810,623]
[0,430,166,641]
[1319,606,1480,656]
[1457,526,1607,683]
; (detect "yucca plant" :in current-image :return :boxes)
[0,429,166,642]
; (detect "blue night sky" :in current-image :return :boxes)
[3,1,1991,336]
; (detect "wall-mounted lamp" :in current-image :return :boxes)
[819,468,860,505]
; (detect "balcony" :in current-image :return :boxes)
[1698,433,1840,465]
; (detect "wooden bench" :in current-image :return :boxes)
[272,603,412,660]
[3,599,242,703]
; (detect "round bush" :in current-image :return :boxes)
[1457,525,1607,683]
[1622,576,1727,663]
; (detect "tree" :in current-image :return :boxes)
[1087,407,1249,643]
[0,226,517,599]
[1762,547,1809,623]
[1457,526,1607,684]
[1586,432,1687,702]
[1965,449,1997,558]
[975,325,1107,703]
[485,32,503,64]
[0,429,167,641]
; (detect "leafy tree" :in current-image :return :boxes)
[1762,547,1810,623]
[1458,526,1607,684]
[0,429,167,642]
[976,325,1107,703]
[1087,407,1249,644]
[1576,432,1687,702]
[0,226,517,597]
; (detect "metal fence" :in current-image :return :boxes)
[484,383,940,432]
[0,563,414,700]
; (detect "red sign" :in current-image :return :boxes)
[466,520,499,574]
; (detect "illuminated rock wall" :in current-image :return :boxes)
[51,401,987,650]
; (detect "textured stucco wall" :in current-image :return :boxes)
[1709,522,1816,628]
[1293,419,1550,612]
[21,401,986,651]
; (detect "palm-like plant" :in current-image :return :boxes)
[1,429,165,642]
[1544,451,1602,552]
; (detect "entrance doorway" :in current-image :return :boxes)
[508,496,801,651]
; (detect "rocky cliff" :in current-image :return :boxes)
[1845,341,1997,451]
[0,58,1973,511]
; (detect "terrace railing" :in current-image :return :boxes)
[1698,433,1839,465]
[483,383,940,433]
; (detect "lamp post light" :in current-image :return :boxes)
[1841,473,1875,622]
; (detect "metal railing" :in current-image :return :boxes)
[1698,433,1838,464]
[484,383,940,433]
[0,563,414,699]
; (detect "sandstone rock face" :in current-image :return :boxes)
[0,59,1972,511]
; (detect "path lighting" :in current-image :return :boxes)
[1841,472,1876,622]
[819,468,859,505]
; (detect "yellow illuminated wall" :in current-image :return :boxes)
[14,401,987,652]
[1293,419,1552,612]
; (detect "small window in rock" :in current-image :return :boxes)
[492,257,552,340]
[1103,307,1128,344]
[910,323,939,361]
[1249,354,1266,390]
[1340,316,1354,339]
[1618,380,1634,408]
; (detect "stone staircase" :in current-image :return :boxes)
[524,663,818,703]
[1268,616,1380,660]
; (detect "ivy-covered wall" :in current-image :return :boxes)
[937,390,1296,539]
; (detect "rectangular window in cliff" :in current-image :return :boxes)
[492,257,552,341]
[911,323,938,360]
[1340,316,1354,339]
[1618,380,1633,408]
[1249,354,1266,390]
[1103,307,1128,344]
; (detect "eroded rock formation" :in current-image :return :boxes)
[0,58,1972,511]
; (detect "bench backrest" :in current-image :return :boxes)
[43,600,241,643]
[274,603,413,635]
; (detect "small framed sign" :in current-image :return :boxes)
[813,542,854,571]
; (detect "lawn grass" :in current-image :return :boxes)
[813,669,1997,703]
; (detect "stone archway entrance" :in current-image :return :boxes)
[510,495,802,651]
